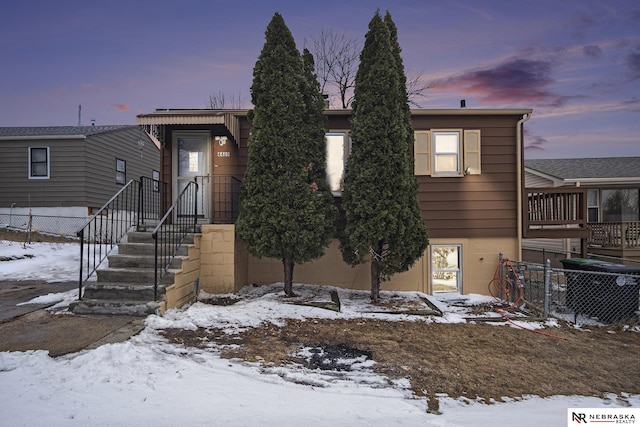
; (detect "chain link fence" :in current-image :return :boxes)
[507,259,640,325]
[1,213,85,246]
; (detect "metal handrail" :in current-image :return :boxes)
[77,179,139,298]
[76,176,167,299]
[151,179,199,300]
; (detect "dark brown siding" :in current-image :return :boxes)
[156,111,524,239]
[413,114,521,238]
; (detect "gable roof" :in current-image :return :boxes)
[0,125,135,139]
[525,157,640,180]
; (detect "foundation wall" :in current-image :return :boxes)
[163,235,201,312]
[246,236,518,296]
[199,224,244,294]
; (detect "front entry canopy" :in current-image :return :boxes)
[136,109,242,147]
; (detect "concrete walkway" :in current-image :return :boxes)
[0,280,146,357]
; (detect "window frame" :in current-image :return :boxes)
[325,130,352,194]
[115,158,127,185]
[430,244,462,294]
[28,146,50,180]
[587,189,599,223]
[414,129,481,177]
[432,130,462,176]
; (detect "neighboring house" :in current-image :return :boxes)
[524,157,640,262]
[0,125,160,234]
[136,107,533,303]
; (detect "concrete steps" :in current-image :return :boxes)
[70,228,196,317]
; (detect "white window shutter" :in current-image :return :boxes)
[463,130,481,175]
[414,131,431,175]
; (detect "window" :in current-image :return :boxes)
[587,189,599,222]
[325,132,351,192]
[414,129,481,176]
[29,147,50,179]
[433,131,460,175]
[152,170,160,192]
[115,158,126,185]
[601,189,639,222]
[431,245,462,294]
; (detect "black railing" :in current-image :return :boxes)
[139,176,168,224]
[190,175,241,223]
[212,175,241,223]
[77,176,167,299]
[152,179,199,300]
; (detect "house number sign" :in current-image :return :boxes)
[217,152,230,157]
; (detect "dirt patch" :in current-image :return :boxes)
[0,229,76,244]
[161,317,640,412]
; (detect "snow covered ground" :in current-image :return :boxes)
[0,241,638,426]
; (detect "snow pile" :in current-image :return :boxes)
[0,242,639,426]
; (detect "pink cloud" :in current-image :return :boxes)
[431,58,576,107]
[524,133,547,152]
[114,104,129,112]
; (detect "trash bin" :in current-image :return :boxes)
[561,258,605,319]
[561,258,640,323]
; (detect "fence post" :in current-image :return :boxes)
[543,258,551,318]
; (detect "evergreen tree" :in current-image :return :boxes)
[236,13,336,297]
[339,10,429,302]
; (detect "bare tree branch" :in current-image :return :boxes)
[207,90,247,109]
[306,29,361,109]
[406,70,432,108]
[307,30,431,109]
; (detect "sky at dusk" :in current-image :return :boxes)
[1,0,639,159]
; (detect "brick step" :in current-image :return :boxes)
[117,242,190,256]
[96,267,175,284]
[69,299,162,317]
[82,282,166,301]
[107,254,183,269]
[127,231,195,244]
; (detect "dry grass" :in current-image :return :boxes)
[0,229,76,244]
[161,313,640,412]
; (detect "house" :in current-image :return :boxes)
[133,107,533,310]
[0,125,160,236]
[524,157,640,263]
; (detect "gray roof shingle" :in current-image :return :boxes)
[0,125,134,138]
[525,157,640,180]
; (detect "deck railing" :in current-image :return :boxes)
[524,187,588,238]
[588,221,640,249]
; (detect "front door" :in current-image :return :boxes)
[174,132,210,220]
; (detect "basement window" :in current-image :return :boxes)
[431,245,462,294]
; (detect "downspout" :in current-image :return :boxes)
[516,113,531,261]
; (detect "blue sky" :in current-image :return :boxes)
[1,0,638,159]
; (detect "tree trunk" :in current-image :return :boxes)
[283,257,295,297]
[370,260,380,303]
